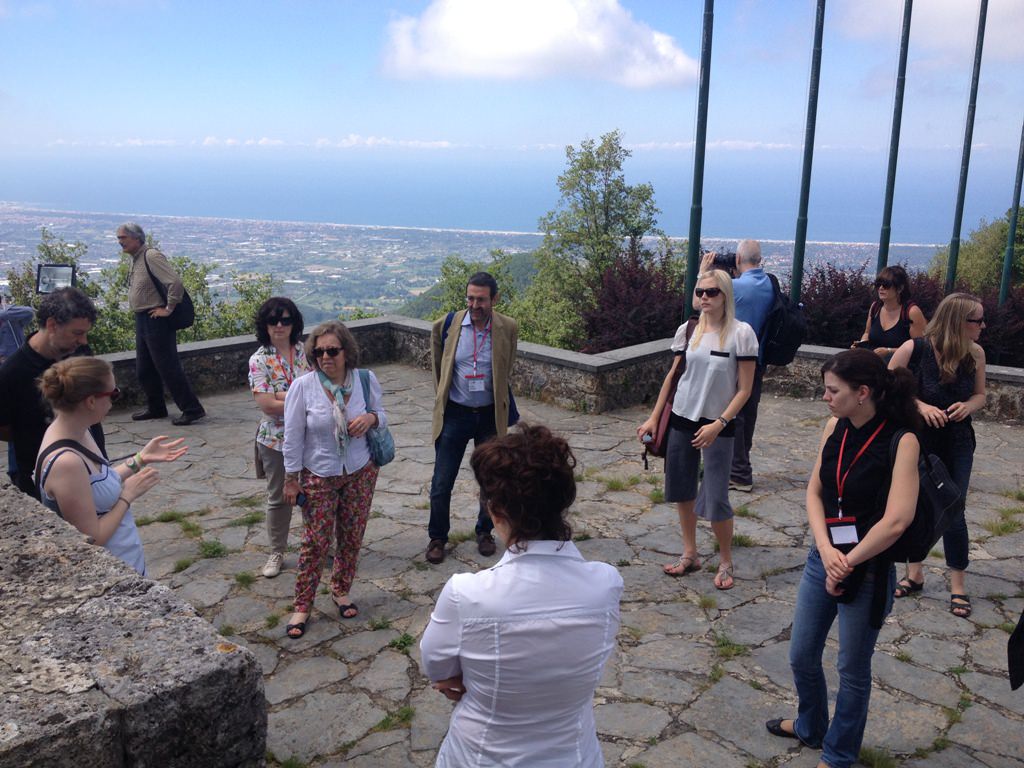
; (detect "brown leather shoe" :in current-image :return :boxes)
[426,539,446,564]
[476,533,497,557]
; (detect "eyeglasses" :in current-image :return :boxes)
[965,316,986,325]
[93,387,121,402]
[874,279,894,289]
[269,315,294,326]
[695,287,722,298]
[313,346,342,358]
[465,296,490,306]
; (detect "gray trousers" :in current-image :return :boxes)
[257,442,293,553]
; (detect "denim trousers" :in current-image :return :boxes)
[428,402,496,541]
[790,548,895,768]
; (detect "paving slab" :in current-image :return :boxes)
[85,363,1024,766]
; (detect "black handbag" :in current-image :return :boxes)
[143,250,195,330]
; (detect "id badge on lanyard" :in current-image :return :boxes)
[828,419,887,549]
[826,516,859,546]
[465,322,491,393]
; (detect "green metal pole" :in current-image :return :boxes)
[946,0,988,294]
[686,0,714,302]
[877,0,913,273]
[998,114,1024,306]
[792,0,826,303]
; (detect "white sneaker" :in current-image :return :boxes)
[262,552,284,578]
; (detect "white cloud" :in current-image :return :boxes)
[382,0,697,88]
[630,139,797,151]
[835,0,1024,62]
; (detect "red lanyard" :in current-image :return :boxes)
[471,321,491,374]
[835,419,887,517]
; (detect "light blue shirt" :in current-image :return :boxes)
[733,268,775,363]
[449,313,494,408]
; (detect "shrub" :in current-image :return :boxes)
[581,252,686,353]
[799,261,873,347]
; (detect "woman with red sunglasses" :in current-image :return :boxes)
[35,357,187,574]
[638,268,758,590]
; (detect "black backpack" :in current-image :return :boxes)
[759,273,806,366]
[877,429,964,563]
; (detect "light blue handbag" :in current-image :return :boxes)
[358,369,395,466]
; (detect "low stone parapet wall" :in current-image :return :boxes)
[0,484,266,767]
[103,315,1024,420]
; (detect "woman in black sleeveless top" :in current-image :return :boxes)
[766,350,920,768]
[853,266,926,360]
[889,293,986,618]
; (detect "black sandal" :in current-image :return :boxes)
[894,577,923,598]
[950,594,972,619]
[338,602,359,620]
[285,621,307,639]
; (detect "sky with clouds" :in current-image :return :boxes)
[1,0,1022,241]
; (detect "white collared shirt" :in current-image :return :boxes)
[282,369,387,476]
[420,540,623,767]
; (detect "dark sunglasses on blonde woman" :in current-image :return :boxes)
[93,387,122,402]
[695,287,722,298]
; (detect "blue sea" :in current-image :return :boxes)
[0,146,1013,245]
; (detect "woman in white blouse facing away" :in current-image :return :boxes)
[638,268,758,590]
[420,423,623,768]
[281,320,386,638]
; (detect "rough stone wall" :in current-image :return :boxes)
[0,484,266,767]
[101,317,1024,420]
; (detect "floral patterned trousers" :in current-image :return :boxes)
[293,462,379,613]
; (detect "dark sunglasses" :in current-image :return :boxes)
[965,316,986,325]
[93,387,121,402]
[268,315,294,326]
[313,346,342,358]
[874,279,894,289]
[695,287,722,298]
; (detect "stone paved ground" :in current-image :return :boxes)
[103,363,1024,767]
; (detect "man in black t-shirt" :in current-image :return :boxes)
[0,288,103,498]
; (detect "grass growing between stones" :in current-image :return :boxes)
[648,488,665,503]
[369,617,392,630]
[734,505,759,519]
[709,664,724,682]
[617,559,631,567]
[713,632,749,660]
[198,540,229,558]
[228,511,265,527]
[714,534,755,550]
[135,515,154,526]
[980,516,1022,537]
[894,650,913,663]
[235,572,255,587]
[698,595,717,610]
[600,475,643,492]
[233,493,264,509]
[999,621,1016,634]
[371,706,414,732]
[449,530,475,544]
[1002,489,1024,502]
[573,532,592,542]
[388,633,415,655]
[156,510,187,523]
[858,746,897,768]
[173,558,195,573]
[623,626,644,641]
[179,520,203,538]
[219,624,236,636]
[265,614,280,629]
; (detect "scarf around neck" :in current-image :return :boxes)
[318,369,354,456]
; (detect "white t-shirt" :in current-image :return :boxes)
[670,320,758,422]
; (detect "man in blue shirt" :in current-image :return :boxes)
[728,240,774,492]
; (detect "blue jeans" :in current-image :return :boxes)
[428,401,496,541]
[789,548,895,768]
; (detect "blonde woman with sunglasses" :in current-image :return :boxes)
[35,357,187,575]
[638,269,757,590]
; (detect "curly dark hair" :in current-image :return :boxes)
[470,423,575,550]
[821,349,922,431]
[36,287,97,326]
[254,296,304,347]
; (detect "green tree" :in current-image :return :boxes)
[931,207,1023,291]
[538,129,664,281]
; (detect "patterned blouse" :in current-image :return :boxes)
[248,343,311,450]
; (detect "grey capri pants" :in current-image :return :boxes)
[664,413,735,522]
